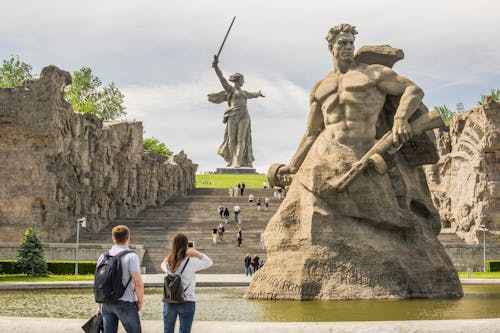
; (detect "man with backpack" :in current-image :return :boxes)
[95,225,144,333]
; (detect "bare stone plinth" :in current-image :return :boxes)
[245,180,463,300]
[216,167,257,174]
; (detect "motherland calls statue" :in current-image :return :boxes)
[245,24,463,300]
[208,55,264,168]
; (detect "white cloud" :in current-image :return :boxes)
[1,0,499,172]
[123,73,309,173]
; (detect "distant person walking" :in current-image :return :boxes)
[252,254,260,273]
[241,182,246,196]
[233,204,241,222]
[218,223,225,242]
[263,180,268,190]
[212,226,218,244]
[161,233,213,333]
[237,229,243,247]
[244,253,252,276]
[217,205,224,220]
[248,193,254,204]
[223,207,230,223]
[264,197,270,211]
[256,198,262,211]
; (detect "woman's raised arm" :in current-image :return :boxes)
[212,55,231,92]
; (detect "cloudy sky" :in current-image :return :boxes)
[2,0,499,173]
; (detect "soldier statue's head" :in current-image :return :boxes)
[326,24,358,62]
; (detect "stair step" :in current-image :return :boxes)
[78,188,280,273]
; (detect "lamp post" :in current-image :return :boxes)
[480,224,486,272]
[75,217,87,275]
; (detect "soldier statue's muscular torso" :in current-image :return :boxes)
[313,63,393,157]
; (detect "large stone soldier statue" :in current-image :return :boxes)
[245,24,463,300]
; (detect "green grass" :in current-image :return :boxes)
[196,173,268,188]
[0,274,94,282]
[458,271,500,278]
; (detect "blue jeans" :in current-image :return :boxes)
[102,301,141,333]
[234,212,239,221]
[245,266,252,276]
[163,301,196,333]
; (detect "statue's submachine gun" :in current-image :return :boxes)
[332,109,444,191]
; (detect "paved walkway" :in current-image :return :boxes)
[1,317,500,333]
[0,274,498,290]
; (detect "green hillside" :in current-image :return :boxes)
[196,173,268,188]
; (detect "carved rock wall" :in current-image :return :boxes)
[425,99,500,243]
[0,66,196,242]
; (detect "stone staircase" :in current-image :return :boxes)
[78,187,465,273]
[79,188,279,274]
[438,228,466,244]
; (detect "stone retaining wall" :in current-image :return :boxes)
[0,66,196,243]
[444,243,500,271]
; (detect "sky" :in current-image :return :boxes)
[1,0,499,174]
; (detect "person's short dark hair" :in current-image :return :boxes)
[112,225,130,244]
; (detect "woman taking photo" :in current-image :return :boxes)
[161,233,213,333]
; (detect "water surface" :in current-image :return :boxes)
[1,285,499,321]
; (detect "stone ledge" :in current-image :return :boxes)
[216,167,257,174]
[1,317,500,333]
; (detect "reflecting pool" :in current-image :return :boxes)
[0,285,499,321]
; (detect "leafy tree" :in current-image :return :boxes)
[0,55,34,88]
[435,105,456,126]
[16,228,48,276]
[478,89,500,105]
[64,67,126,121]
[143,137,173,157]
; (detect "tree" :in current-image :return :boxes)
[435,105,456,126]
[64,67,126,121]
[16,228,48,276]
[478,89,500,105]
[143,137,173,157]
[0,55,34,88]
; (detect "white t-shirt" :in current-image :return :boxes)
[161,255,213,302]
[234,205,240,212]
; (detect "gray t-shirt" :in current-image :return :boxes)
[97,245,141,303]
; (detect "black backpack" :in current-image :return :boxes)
[94,250,132,303]
[163,258,190,304]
